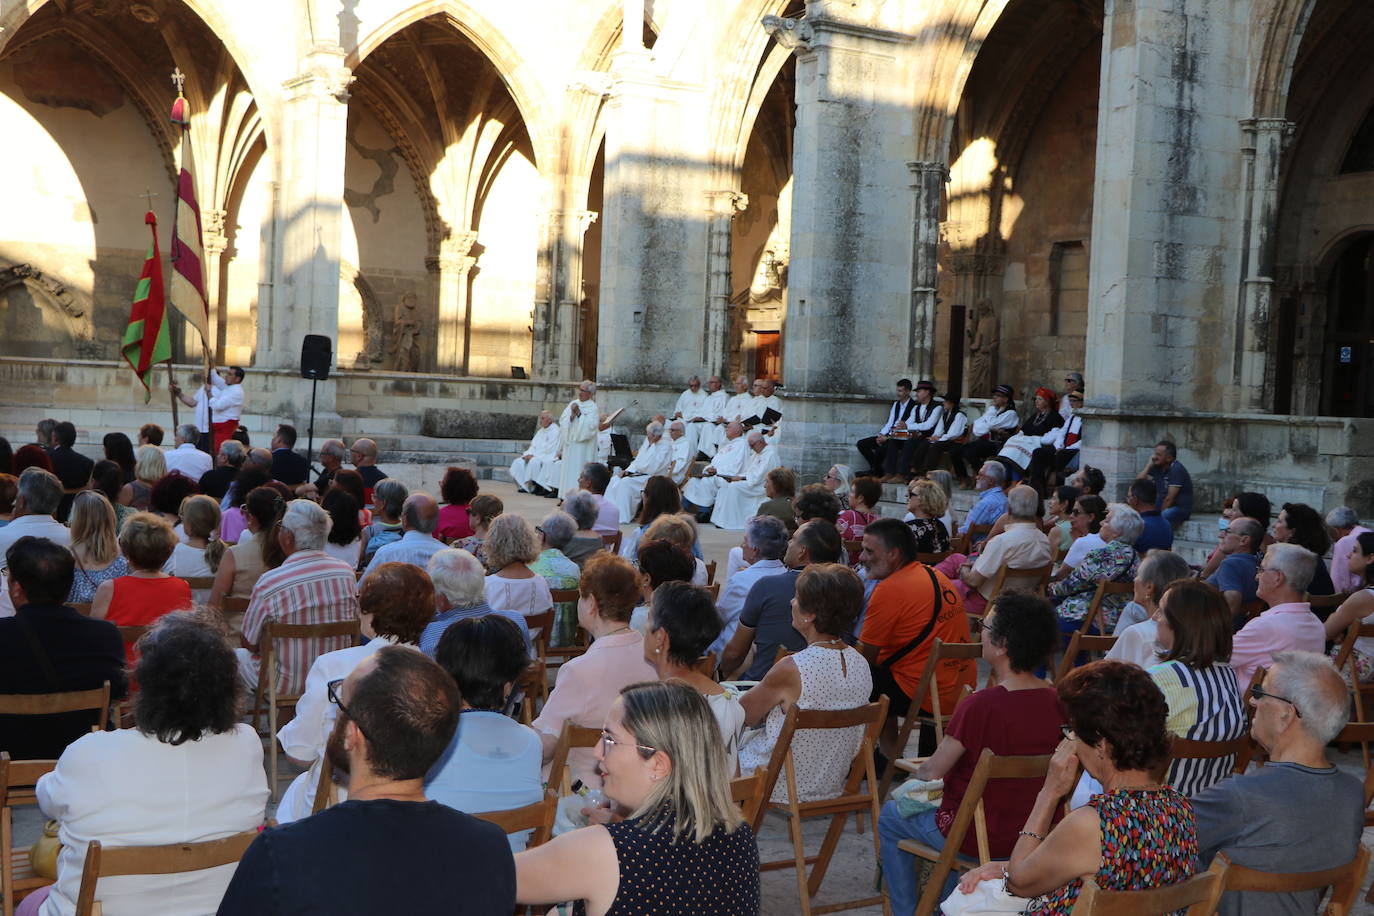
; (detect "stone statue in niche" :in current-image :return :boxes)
[749,231,789,304]
[967,299,999,398]
[388,293,421,373]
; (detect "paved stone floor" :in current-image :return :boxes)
[11,479,1374,912]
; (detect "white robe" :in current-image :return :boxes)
[604,438,673,519]
[509,422,561,491]
[709,445,781,530]
[667,436,693,484]
[673,388,712,457]
[751,393,784,443]
[703,390,756,456]
[695,389,731,456]
[682,435,749,508]
[555,398,601,494]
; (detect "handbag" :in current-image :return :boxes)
[29,820,61,879]
[939,877,1033,915]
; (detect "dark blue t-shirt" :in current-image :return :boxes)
[739,569,805,681]
[1207,553,1259,604]
[1135,510,1175,555]
[1149,460,1193,517]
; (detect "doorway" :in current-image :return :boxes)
[1321,233,1374,417]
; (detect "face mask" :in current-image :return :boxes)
[1217,517,1229,533]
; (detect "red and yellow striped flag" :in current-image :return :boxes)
[169,93,209,347]
[121,212,172,401]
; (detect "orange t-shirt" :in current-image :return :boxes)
[860,561,974,710]
[105,575,193,664]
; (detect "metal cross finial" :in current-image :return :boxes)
[140,188,158,210]
[170,67,186,95]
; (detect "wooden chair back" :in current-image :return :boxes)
[948,533,971,556]
[116,625,148,645]
[0,753,59,809]
[546,721,604,795]
[842,539,863,557]
[180,576,216,591]
[986,562,1054,601]
[1069,856,1228,915]
[73,829,261,916]
[544,589,589,666]
[1159,734,1257,785]
[312,755,337,815]
[525,607,554,658]
[1218,845,1369,915]
[66,603,92,616]
[694,652,717,677]
[1055,634,1118,682]
[601,531,623,554]
[917,551,952,567]
[966,523,994,547]
[1238,598,1268,623]
[0,682,111,748]
[1078,580,1135,635]
[471,791,560,849]
[1051,541,1068,566]
[708,582,720,601]
[1308,591,1354,614]
[878,640,982,801]
[729,769,767,826]
[705,560,717,585]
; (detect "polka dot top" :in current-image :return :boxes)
[573,807,760,916]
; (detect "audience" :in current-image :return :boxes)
[0,468,70,561]
[275,562,433,823]
[576,462,621,535]
[559,488,607,567]
[629,539,698,636]
[1127,477,1173,555]
[269,424,309,486]
[1272,502,1336,598]
[208,484,286,630]
[129,445,164,510]
[427,615,543,850]
[1055,493,1107,578]
[954,660,1197,912]
[91,512,191,663]
[347,437,387,498]
[0,472,16,526]
[0,436,11,475]
[358,478,408,568]
[619,475,683,562]
[755,466,798,532]
[137,423,164,447]
[0,537,126,760]
[13,443,55,476]
[712,516,789,657]
[926,469,959,534]
[640,512,708,584]
[956,484,1051,617]
[1193,651,1364,916]
[1207,516,1264,615]
[164,423,211,480]
[148,472,200,529]
[236,499,360,694]
[1323,531,1374,681]
[1042,485,1079,557]
[1049,502,1142,635]
[532,554,656,787]
[859,518,974,759]
[423,548,530,655]
[437,466,480,542]
[198,439,245,501]
[960,461,1008,544]
[454,492,502,569]
[219,647,514,914]
[48,421,93,523]
[217,467,271,542]
[822,463,855,510]
[1138,438,1193,526]
[1231,542,1326,691]
[20,613,267,916]
[903,477,951,554]
[514,681,759,914]
[1327,505,1369,593]
[1106,549,1193,668]
[529,511,582,644]
[90,460,135,531]
[164,494,223,601]
[837,476,882,564]
[359,491,444,586]
[320,487,363,567]
[330,468,372,527]
[879,592,1063,911]
[793,482,842,526]
[65,491,130,604]
[484,514,555,639]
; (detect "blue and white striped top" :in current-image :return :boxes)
[1149,659,1247,797]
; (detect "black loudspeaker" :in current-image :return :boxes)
[300,335,332,380]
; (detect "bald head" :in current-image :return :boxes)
[247,447,272,472]
[351,438,378,467]
[725,421,744,440]
[1006,485,1040,520]
[402,491,439,535]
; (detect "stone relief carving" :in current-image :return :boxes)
[761,16,814,50]
[966,298,998,398]
[749,231,789,305]
[388,293,422,373]
[0,263,97,358]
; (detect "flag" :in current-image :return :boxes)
[169,93,209,348]
[121,212,172,401]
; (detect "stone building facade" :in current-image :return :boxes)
[1,0,1372,510]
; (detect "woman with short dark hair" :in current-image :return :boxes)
[1272,502,1336,596]
[1150,578,1246,796]
[427,615,543,850]
[22,612,267,916]
[955,660,1197,914]
[437,466,480,543]
[321,487,362,568]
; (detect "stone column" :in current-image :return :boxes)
[532,208,597,381]
[704,190,748,374]
[1235,117,1294,411]
[908,160,948,382]
[201,207,228,360]
[429,231,479,374]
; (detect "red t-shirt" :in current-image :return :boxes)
[436,503,474,543]
[860,561,974,708]
[105,576,193,664]
[936,685,1065,857]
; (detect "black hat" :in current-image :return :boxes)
[993,384,1013,398]
[915,379,936,392]
[939,393,959,406]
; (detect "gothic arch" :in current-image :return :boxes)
[1253,0,1321,118]
[913,0,1013,163]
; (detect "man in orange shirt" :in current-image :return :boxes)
[858,518,975,759]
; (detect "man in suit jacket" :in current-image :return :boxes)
[271,424,311,487]
[48,421,93,523]
[0,536,127,759]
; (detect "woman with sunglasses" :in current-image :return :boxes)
[953,660,1197,914]
[514,680,760,916]
[1052,494,1106,581]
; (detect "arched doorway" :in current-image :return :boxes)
[1320,233,1374,416]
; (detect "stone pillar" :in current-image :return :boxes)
[1235,117,1294,412]
[704,190,748,374]
[429,231,479,374]
[201,207,228,360]
[532,208,597,382]
[908,160,948,382]
[765,3,915,477]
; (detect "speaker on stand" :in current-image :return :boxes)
[300,335,332,477]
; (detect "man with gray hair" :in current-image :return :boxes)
[957,484,1051,615]
[709,429,781,531]
[959,461,1009,546]
[198,438,246,501]
[1327,506,1370,593]
[358,492,444,588]
[164,422,212,480]
[313,438,348,493]
[1230,542,1325,692]
[603,421,672,520]
[1207,516,1265,616]
[671,375,711,459]
[237,499,360,692]
[509,410,561,496]
[709,515,790,656]
[1194,651,1363,916]
[421,548,530,655]
[0,468,71,615]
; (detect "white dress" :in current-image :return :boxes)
[738,645,873,803]
[682,436,750,509]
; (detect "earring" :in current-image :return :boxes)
[654,648,661,655]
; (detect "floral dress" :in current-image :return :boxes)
[530,548,581,647]
[1029,786,1197,915]
[907,517,950,555]
[1049,539,1139,631]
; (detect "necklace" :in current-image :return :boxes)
[602,626,632,638]
[808,637,844,648]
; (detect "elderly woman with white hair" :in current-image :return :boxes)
[560,489,606,568]
[484,514,555,642]
[421,548,530,655]
[823,463,855,510]
[604,421,674,520]
[1049,502,1143,635]
[532,510,582,646]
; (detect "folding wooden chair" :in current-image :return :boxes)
[985,562,1053,602]
[1,754,60,916]
[694,652,717,677]
[878,640,982,801]
[730,769,767,826]
[521,607,556,718]
[1075,580,1135,636]
[312,754,337,815]
[965,524,993,549]
[1158,734,1257,787]
[66,603,92,616]
[601,531,623,554]
[916,551,952,567]
[250,619,361,800]
[1070,855,1228,914]
[471,791,559,849]
[544,588,589,668]
[1238,598,1268,623]
[947,533,971,556]
[180,576,216,592]
[708,582,721,601]
[546,721,604,795]
[73,829,261,916]
[1307,590,1353,623]
[0,682,112,765]
[1055,633,1118,682]
[753,699,890,916]
[1217,844,1370,914]
[900,749,1054,916]
[705,560,718,585]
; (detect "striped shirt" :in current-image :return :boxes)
[242,550,360,695]
[1149,659,1247,797]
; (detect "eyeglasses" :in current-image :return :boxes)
[600,731,656,756]
[1069,508,1085,516]
[327,678,379,745]
[535,525,545,535]
[824,472,838,480]
[1250,684,1302,717]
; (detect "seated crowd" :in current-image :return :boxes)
[1,394,1372,916]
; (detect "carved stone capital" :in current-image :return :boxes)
[202,207,228,254]
[283,62,355,104]
[706,190,749,218]
[568,70,615,99]
[441,231,479,260]
[575,210,599,233]
[945,252,1006,277]
[907,160,950,184]
[0,263,86,319]
[761,15,814,50]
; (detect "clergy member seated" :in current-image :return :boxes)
[694,374,730,458]
[510,411,560,496]
[709,430,781,531]
[682,421,748,522]
[603,421,673,520]
[665,420,693,485]
[671,375,712,459]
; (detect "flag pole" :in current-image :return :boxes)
[169,67,207,444]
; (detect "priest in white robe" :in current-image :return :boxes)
[665,421,693,485]
[603,421,673,520]
[709,431,781,530]
[694,376,730,457]
[750,378,784,444]
[509,411,560,493]
[554,380,600,496]
[701,375,754,457]
[672,376,712,460]
[682,421,748,516]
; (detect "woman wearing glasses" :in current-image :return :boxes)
[514,681,760,916]
[822,464,855,510]
[952,660,1198,914]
